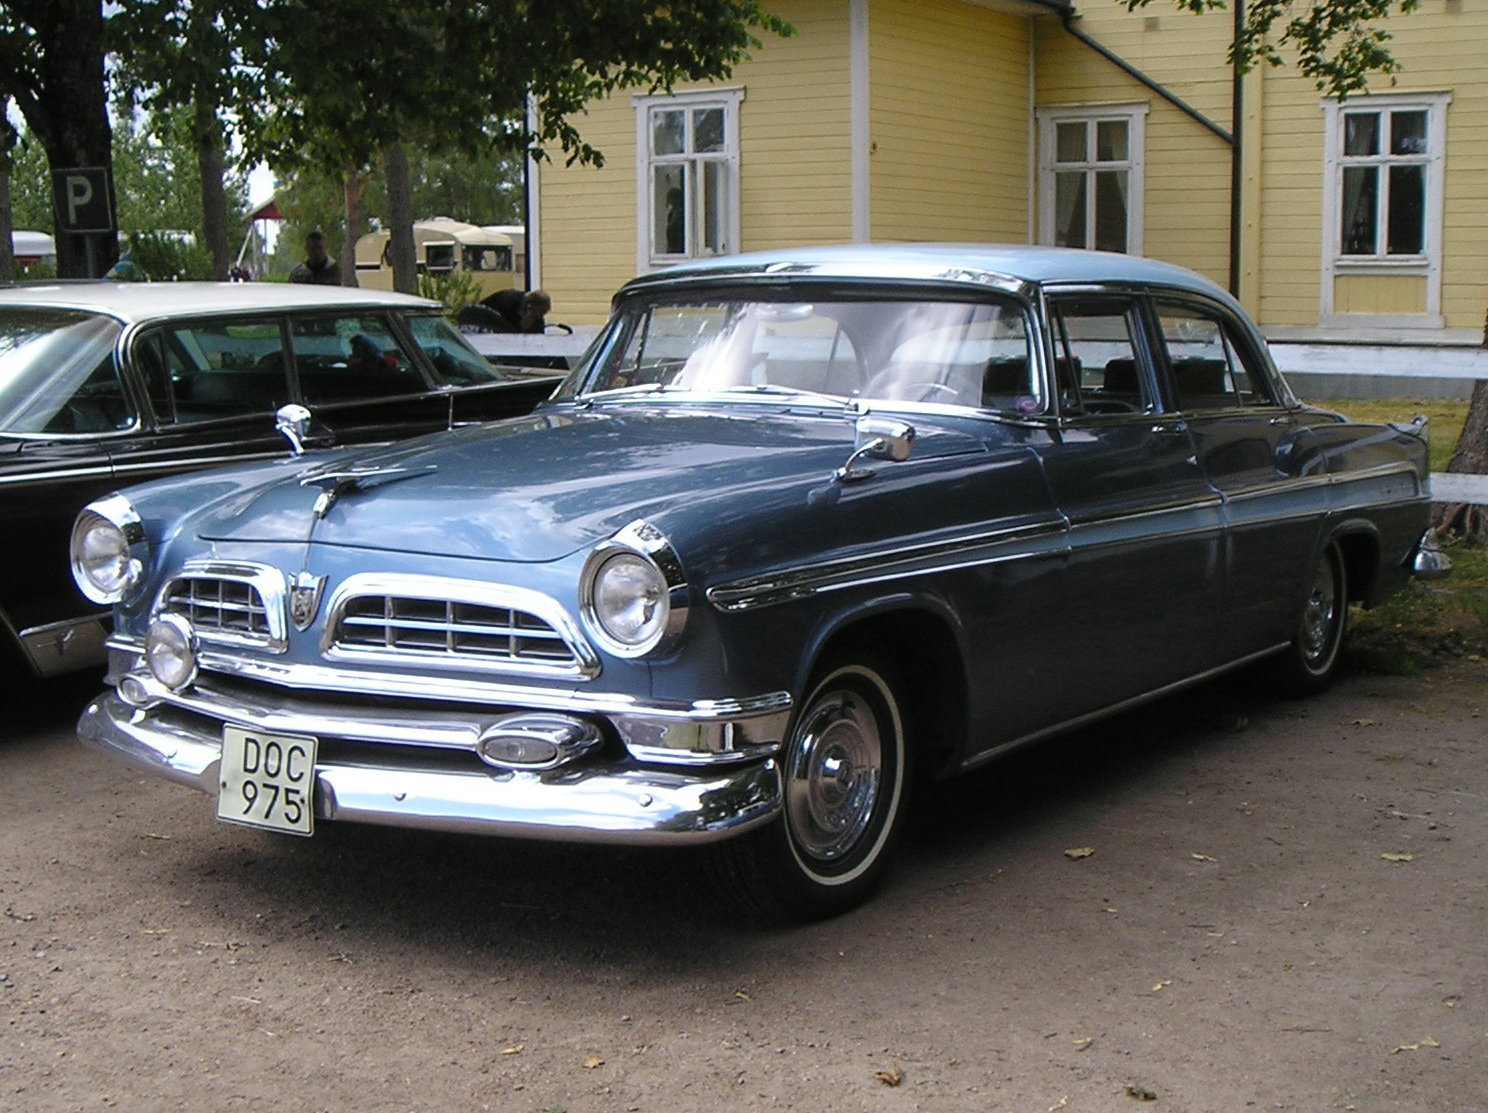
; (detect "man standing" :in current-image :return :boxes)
[289,232,343,285]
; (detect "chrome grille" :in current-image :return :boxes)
[162,576,272,640]
[333,594,580,668]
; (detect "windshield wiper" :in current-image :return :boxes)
[721,384,853,408]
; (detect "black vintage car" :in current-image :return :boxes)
[1,281,558,682]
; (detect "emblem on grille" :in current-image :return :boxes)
[289,572,327,631]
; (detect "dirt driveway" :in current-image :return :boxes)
[3,661,1485,1113]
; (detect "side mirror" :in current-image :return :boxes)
[275,403,313,456]
[835,416,915,482]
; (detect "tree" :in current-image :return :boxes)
[0,0,116,276]
[1135,0,1421,97]
[234,0,792,291]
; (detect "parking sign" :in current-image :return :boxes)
[50,167,116,234]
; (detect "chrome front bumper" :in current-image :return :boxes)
[78,691,783,845]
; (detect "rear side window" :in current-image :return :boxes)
[289,314,428,405]
[1154,301,1275,411]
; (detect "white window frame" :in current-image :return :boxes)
[1036,103,1147,256]
[634,88,744,273]
[1319,91,1450,327]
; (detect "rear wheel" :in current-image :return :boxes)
[1275,543,1348,696]
[707,654,910,923]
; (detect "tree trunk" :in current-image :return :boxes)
[383,144,417,295]
[22,0,117,278]
[1431,378,1488,540]
[193,99,231,280]
[0,166,14,283]
[342,165,367,287]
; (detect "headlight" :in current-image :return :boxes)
[70,494,146,604]
[581,521,688,657]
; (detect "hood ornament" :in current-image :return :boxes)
[298,462,438,519]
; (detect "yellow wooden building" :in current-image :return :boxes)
[531,0,1487,347]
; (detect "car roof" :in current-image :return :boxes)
[0,280,443,323]
[622,243,1236,304]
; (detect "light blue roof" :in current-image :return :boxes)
[624,243,1235,305]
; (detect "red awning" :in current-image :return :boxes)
[247,199,284,222]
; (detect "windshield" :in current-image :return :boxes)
[567,294,1037,412]
[0,308,129,435]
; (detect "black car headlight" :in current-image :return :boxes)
[580,521,688,657]
[70,494,147,605]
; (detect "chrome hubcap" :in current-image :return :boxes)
[785,691,882,863]
[1301,556,1338,665]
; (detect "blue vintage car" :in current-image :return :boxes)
[73,245,1449,920]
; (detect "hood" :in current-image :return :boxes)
[195,405,986,562]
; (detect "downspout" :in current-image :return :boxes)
[1229,1,1244,295]
[1029,1,1241,293]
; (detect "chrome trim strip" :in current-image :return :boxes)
[958,643,1287,773]
[0,464,116,485]
[320,572,600,680]
[707,518,1067,612]
[78,693,782,846]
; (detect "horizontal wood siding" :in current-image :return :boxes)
[1032,11,1233,289]
[1334,274,1428,316]
[868,0,1030,242]
[537,0,851,322]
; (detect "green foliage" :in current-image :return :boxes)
[125,230,216,281]
[417,270,483,317]
[1348,543,1488,674]
[1132,0,1421,97]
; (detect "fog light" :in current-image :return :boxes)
[145,614,198,691]
[477,714,602,770]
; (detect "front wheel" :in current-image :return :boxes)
[1274,543,1348,697]
[706,655,910,923]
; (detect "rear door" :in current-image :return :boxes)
[1150,295,1327,659]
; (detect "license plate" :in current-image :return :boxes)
[217,725,318,836]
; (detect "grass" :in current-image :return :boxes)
[1305,397,1487,673]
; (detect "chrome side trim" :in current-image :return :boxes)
[707,518,1067,612]
[78,693,782,846]
[320,572,600,680]
[958,643,1287,773]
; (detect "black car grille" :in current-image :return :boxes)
[162,577,273,641]
[331,594,580,668]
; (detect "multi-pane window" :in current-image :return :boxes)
[1338,106,1431,258]
[636,90,742,266]
[1038,105,1146,255]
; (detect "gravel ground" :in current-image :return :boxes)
[3,660,1485,1113]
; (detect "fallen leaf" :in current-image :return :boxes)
[1152,980,1172,993]
[501,1044,524,1055]
[733,990,752,1001]
[583,1055,605,1069]
[1391,1037,1440,1054]
[874,1065,903,1087]
[1191,853,1217,862]
[1125,1083,1158,1101]
[1381,853,1415,862]
[1064,847,1095,860]
[1072,1037,1094,1051]
[1049,1097,1070,1111]
[1350,718,1378,727]
[143,833,172,841]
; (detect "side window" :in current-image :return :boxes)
[289,314,427,405]
[1046,296,1149,416]
[1154,302,1274,411]
[142,318,290,424]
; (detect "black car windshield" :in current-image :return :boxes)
[568,295,1037,412]
[0,308,127,435]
